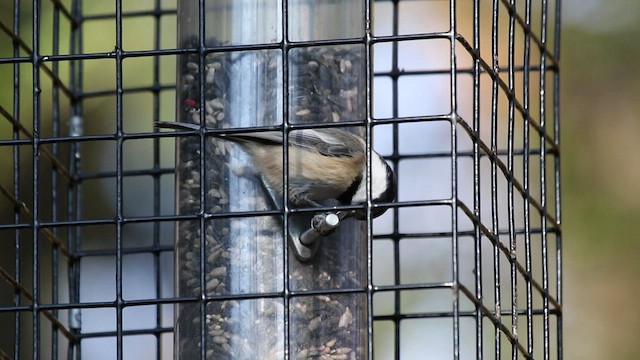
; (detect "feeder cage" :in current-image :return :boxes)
[0,0,562,359]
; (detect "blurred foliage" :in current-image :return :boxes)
[562,4,640,359]
[562,24,640,257]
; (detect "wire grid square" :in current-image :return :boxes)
[0,0,561,359]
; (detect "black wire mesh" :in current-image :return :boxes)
[0,0,561,359]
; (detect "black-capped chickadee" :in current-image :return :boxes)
[156,121,396,219]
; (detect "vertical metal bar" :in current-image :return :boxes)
[68,1,83,359]
[538,1,550,359]
[51,1,63,358]
[389,1,402,359]
[471,0,483,358]
[51,0,60,354]
[505,1,518,359]
[32,0,43,358]
[448,0,460,359]
[67,1,82,360]
[490,1,502,358]
[553,1,563,359]
[281,0,291,357]
[12,0,23,358]
[196,1,207,359]
[522,0,535,356]
[364,1,374,360]
[114,0,125,358]
[151,0,163,358]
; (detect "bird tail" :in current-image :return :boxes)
[154,121,201,131]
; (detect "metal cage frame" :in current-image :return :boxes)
[0,0,561,359]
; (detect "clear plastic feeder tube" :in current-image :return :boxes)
[175,1,367,359]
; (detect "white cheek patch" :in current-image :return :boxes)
[370,155,390,200]
[353,181,366,204]
[353,154,390,203]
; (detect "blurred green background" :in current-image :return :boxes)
[1,0,639,358]
[562,1,640,359]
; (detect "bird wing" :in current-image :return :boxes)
[291,129,363,157]
[155,122,365,158]
[226,128,364,157]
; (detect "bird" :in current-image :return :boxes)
[155,121,395,219]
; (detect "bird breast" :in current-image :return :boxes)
[246,144,364,203]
